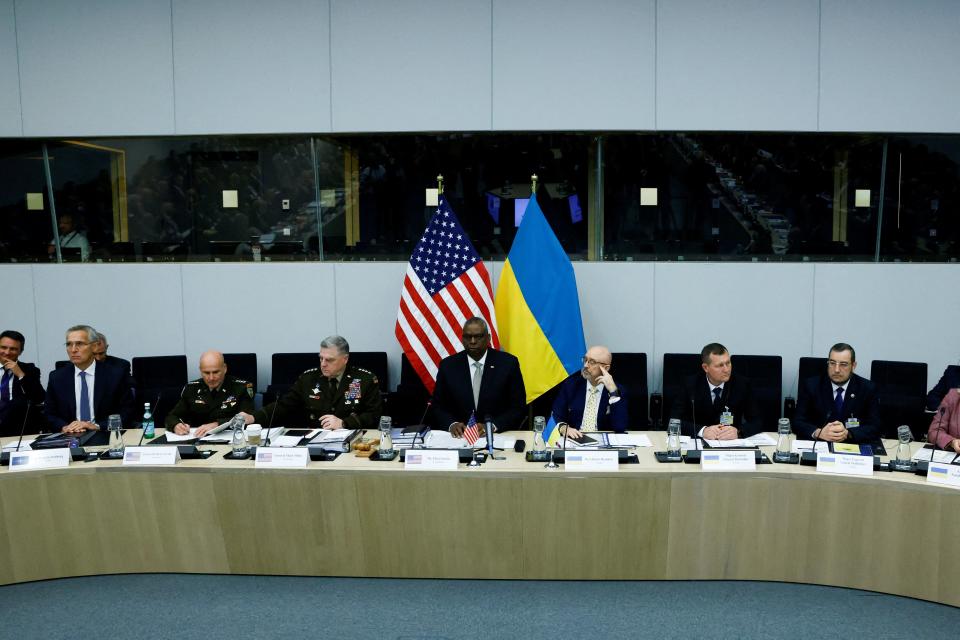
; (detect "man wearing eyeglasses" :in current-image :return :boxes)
[670,343,760,439]
[432,317,526,436]
[43,325,136,434]
[552,346,627,439]
[793,342,881,444]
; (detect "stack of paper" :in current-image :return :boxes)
[912,448,958,464]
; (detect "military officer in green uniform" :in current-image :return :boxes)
[243,335,381,431]
[166,350,255,436]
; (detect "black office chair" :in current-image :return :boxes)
[55,360,70,369]
[611,352,648,429]
[784,357,828,420]
[657,353,701,429]
[132,355,189,428]
[870,360,928,440]
[731,354,782,431]
[391,353,431,426]
[349,352,389,391]
[264,352,319,405]
[223,353,258,391]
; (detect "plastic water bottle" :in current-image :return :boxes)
[773,418,792,462]
[231,415,248,455]
[379,416,394,457]
[666,418,682,458]
[142,403,155,439]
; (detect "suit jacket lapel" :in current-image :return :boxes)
[93,366,106,416]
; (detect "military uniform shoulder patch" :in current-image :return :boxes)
[245,382,254,398]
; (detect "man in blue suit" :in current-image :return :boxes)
[552,345,627,438]
[793,342,881,445]
[0,330,46,436]
[44,325,136,434]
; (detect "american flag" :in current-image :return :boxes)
[395,195,499,392]
[463,412,481,446]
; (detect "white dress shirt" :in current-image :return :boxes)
[73,361,97,422]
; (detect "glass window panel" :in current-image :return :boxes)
[0,142,52,262]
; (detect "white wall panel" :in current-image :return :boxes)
[30,264,184,382]
[330,0,491,131]
[333,263,406,390]
[492,0,655,130]
[0,266,38,365]
[172,0,331,134]
[657,0,819,131]
[653,263,815,397]
[811,263,960,390]
[181,263,336,390]
[0,0,21,136]
[17,0,175,136]
[819,0,960,133]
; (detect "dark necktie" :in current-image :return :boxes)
[79,371,91,422]
[834,386,844,418]
[712,386,722,408]
[0,370,11,410]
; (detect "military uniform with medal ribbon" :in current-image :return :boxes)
[254,365,382,430]
[163,376,255,429]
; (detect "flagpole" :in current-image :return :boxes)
[437,173,444,195]
[531,173,538,196]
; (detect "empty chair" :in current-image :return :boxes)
[658,353,701,429]
[870,360,928,440]
[264,352,319,404]
[349,352,389,391]
[132,355,189,428]
[223,353,258,391]
[730,355,782,432]
[611,352,648,429]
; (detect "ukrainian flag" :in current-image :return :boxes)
[495,194,586,404]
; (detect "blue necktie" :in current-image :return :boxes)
[834,387,844,419]
[79,371,91,422]
[712,386,722,407]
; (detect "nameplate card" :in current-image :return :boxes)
[700,450,756,472]
[8,448,71,472]
[255,447,309,468]
[564,450,619,472]
[404,449,459,470]
[816,453,873,476]
[926,463,960,488]
[123,446,180,466]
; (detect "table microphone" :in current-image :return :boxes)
[261,400,280,447]
[484,415,504,460]
[1,401,32,466]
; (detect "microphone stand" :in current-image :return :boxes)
[1,401,32,466]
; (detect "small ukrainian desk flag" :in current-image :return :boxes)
[495,194,586,404]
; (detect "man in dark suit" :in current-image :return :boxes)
[927,364,960,411]
[552,345,627,437]
[670,343,760,438]
[793,342,881,444]
[92,330,136,394]
[432,317,526,435]
[0,330,46,436]
[44,325,136,433]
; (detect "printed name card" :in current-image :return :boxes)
[255,447,309,468]
[926,463,960,488]
[123,446,180,466]
[8,449,71,472]
[564,450,619,472]
[816,453,873,476]
[404,449,459,470]
[700,450,756,472]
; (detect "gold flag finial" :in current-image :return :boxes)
[531,173,538,195]
[437,174,444,195]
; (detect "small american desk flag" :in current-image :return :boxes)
[463,412,481,446]
[395,195,499,392]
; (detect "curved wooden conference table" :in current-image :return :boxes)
[1,430,958,606]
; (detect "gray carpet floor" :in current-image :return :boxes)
[1,574,957,639]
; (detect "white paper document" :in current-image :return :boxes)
[680,436,701,451]
[163,429,198,443]
[268,435,304,448]
[744,433,777,447]
[422,430,513,450]
[912,448,958,464]
[2,439,34,451]
[702,438,755,448]
[792,440,829,453]
[607,434,653,448]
